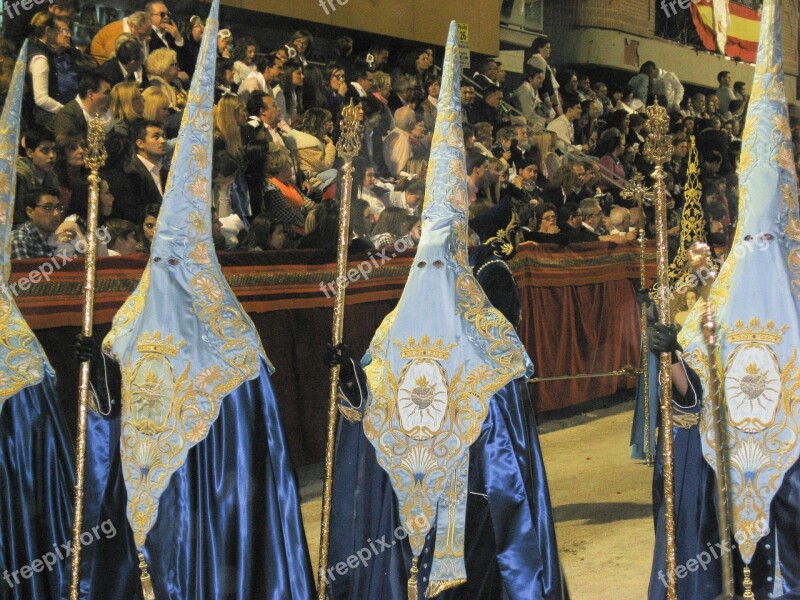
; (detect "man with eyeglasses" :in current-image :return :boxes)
[146,2,183,53]
[11,188,64,259]
[345,63,373,100]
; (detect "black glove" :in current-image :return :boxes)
[635,287,653,307]
[648,323,681,357]
[324,342,354,384]
[75,334,99,363]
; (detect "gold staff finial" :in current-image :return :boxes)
[317,100,363,600]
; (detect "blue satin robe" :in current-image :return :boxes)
[328,370,568,600]
[0,373,74,600]
[631,345,659,461]
[81,358,314,599]
[649,362,800,599]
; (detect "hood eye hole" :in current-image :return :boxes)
[762,233,775,241]
[433,260,444,268]
[417,261,427,268]
[167,258,179,266]
[153,256,161,262]
[744,235,753,241]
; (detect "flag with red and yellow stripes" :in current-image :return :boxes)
[690,0,761,63]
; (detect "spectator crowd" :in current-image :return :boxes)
[2,0,800,275]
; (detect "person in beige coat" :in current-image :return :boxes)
[284,107,337,190]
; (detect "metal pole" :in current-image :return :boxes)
[69,117,107,600]
[317,101,362,600]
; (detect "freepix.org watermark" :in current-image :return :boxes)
[656,516,769,588]
[660,0,703,18]
[4,0,55,21]
[318,0,349,16]
[319,238,412,298]
[3,519,117,589]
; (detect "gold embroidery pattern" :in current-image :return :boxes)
[669,137,706,289]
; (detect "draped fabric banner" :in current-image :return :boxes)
[12,242,655,465]
[690,0,761,63]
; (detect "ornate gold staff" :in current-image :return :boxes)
[317,100,363,600]
[621,172,654,465]
[687,243,734,599]
[643,100,678,600]
[70,117,107,600]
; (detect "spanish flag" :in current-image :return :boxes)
[690,0,760,63]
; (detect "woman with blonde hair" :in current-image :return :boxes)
[146,47,186,110]
[141,87,171,122]
[213,95,252,218]
[213,94,247,163]
[105,81,144,169]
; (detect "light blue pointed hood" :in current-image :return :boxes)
[360,21,532,595]
[679,0,800,566]
[0,41,54,412]
[102,0,268,550]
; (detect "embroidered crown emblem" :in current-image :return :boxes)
[137,332,186,358]
[726,318,787,345]
[396,336,457,361]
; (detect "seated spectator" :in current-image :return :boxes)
[472,122,494,156]
[302,64,329,111]
[492,126,523,170]
[608,206,635,239]
[109,119,167,222]
[104,218,139,255]
[54,176,115,255]
[418,74,440,134]
[524,202,565,244]
[579,197,630,243]
[324,62,347,118]
[393,48,432,95]
[213,58,237,102]
[238,215,287,251]
[237,53,282,105]
[26,12,79,127]
[275,59,305,124]
[138,202,159,252]
[546,94,585,154]
[15,126,59,226]
[232,37,257,85]
[297,199,373,254]
[353,160,385,218]
[472,58,499,91]
[90,11,152,65]
[541,163,582,207]
[141,86,171,122]
[372,71,392,107]
[11,187,63,259]
[387,73,417,114]
[512,65,547,131]
[213,95,251,217]
[146,47,185,111]
[177,15,204,76]
[50,71,113,141]
[370,205,410,249]
[382,179,425,216]
[510,154,543,206]
[472,85,506,133]
[53,134,87,213]
[263,146,315,235]
[557,202,587,242]
[466,150,488,205]
[4,0,78,50]
[217,28,232,59]
[290,107,337,190]
[104,81,145,170]
[596,128,627,193]
[95,38,146,89]
[286,30,313,67]
[383,106,417,177]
